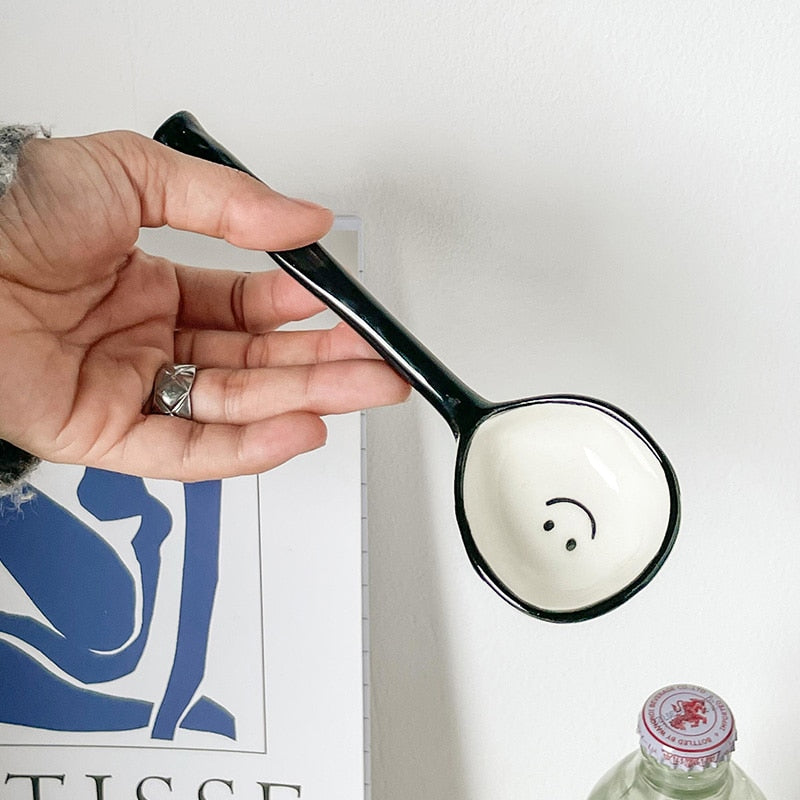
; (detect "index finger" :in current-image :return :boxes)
[111,131,334,251]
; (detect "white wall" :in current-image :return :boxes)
[4,2,799,797]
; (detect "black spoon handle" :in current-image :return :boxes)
[154,111,489,436]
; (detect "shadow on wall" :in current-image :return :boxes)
[368,399,468,800]
[361,152,536,800]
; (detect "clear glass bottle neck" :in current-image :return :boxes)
[638,749,731,798]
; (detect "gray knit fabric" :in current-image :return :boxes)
[0,124,48,195]
[0,124,48,500]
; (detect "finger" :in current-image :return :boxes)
[175,323,382,369]
[174,265,326,332]
[105,131,334,250]
[190,361,411,424]
[99,413,328,482]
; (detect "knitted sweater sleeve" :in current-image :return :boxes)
[0,125,49,499]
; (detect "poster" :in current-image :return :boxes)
[0,224,368,799]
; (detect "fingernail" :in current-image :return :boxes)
[289,196,331,212]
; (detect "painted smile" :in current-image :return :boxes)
[544,497,597,551]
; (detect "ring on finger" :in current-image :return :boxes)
[150,364,198,420]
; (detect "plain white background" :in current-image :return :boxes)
[3,2,799,797]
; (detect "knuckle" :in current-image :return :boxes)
[316,329,335,364]
[230,272,248,331]
[220,370,247,422]
[244,333,271,369]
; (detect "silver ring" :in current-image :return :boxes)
[150,364,197,419]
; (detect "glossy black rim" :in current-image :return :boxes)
[454,394,681,623]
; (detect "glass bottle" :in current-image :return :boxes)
[586,684,766,799]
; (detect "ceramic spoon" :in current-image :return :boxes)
[154,111,680,623]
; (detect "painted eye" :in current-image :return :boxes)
[543,520,579,551]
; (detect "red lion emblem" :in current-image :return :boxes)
[669,698,708,730]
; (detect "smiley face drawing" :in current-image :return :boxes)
[459,398,675,615]
[543,497,597,552]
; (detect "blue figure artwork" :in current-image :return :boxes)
[0,468,236,741]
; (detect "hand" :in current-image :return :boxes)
[0,131,409,481]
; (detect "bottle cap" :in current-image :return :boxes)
[637,684,737,771]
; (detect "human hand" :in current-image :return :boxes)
[0,131,409,481]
